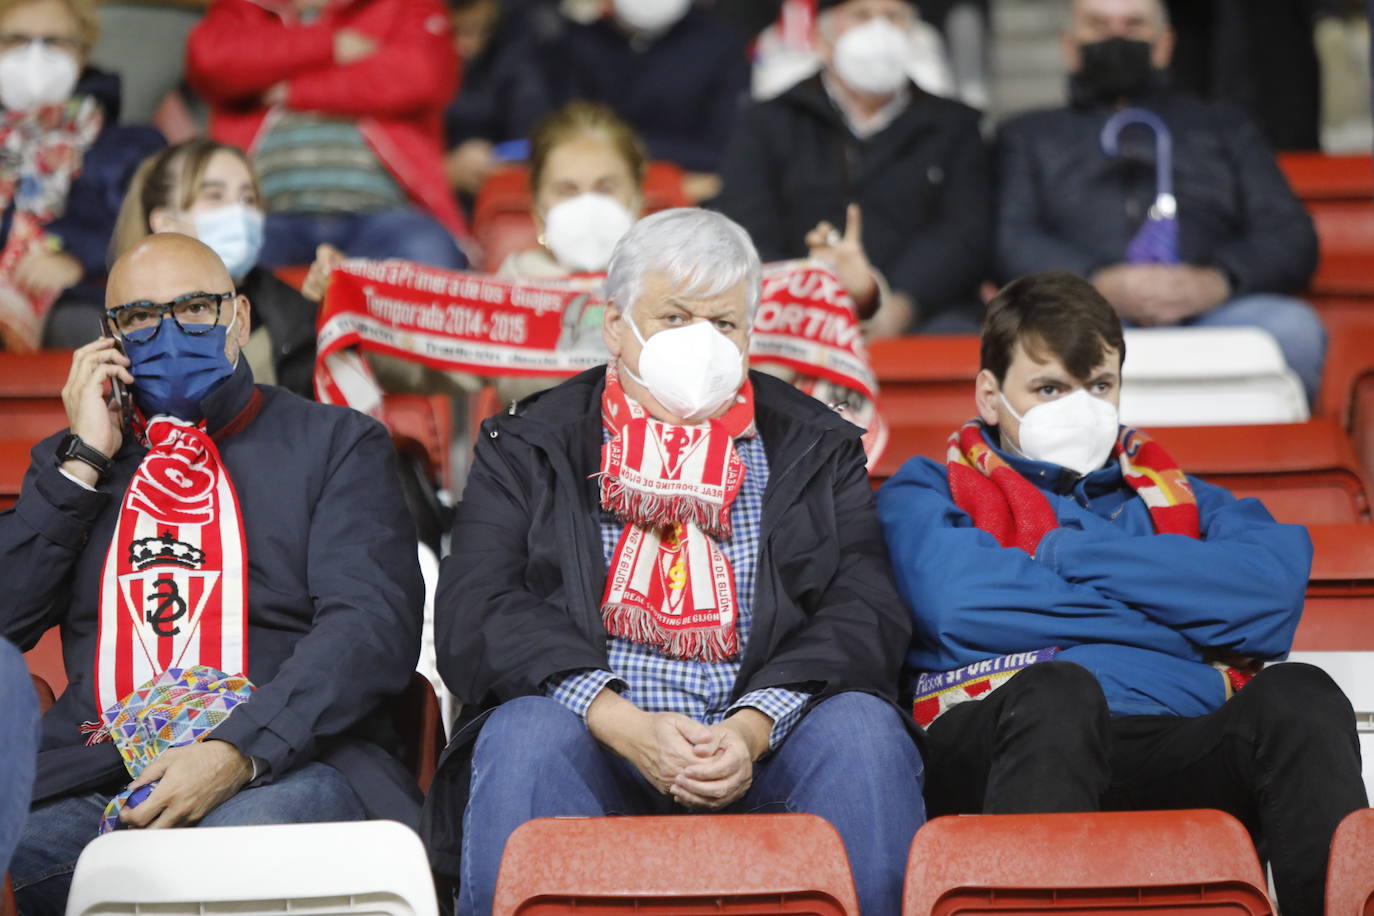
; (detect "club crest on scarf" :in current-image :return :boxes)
[95,416,249,718]
[599,363,754,661]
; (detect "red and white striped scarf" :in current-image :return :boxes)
[95,416,248,717]
[599,364,754,662]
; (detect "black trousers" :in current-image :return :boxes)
[923,661,1367,916]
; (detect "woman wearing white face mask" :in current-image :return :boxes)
[0,0,163,351]
[112,139,319,397]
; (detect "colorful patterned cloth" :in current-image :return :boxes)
[91,666,255,834]
[0,96,102,350]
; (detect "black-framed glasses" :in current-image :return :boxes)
[0,33,82,54]
[105,291,236,344]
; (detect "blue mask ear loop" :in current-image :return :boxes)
[1101,108,1179,263]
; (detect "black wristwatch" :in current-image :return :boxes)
[55,433,113,481]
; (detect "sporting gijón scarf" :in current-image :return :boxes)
[94,416,248,719]
[600,364,753,662]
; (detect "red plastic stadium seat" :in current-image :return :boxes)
[380,393,454,491]
[30,673,54,714]
[492,814,859,916]
[1318,326,1374,486]
[467,385,503,444]
[904,810,1272,916]
[0,438,31,510]
[0,349,75,451]
[23,626,66,697]
[1153,419,1371,525]
[472,161,692,272]
[0,349,72,398]
[394,672,445,794]
[273,264,310,293]
[870,424,951,484]
[1309,203,1374,298]
[1294,524,1374,652]
[869,335,981,429]
[1327,808,1374,916]
[1278,153,1374,201]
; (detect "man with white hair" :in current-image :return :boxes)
[423,208,924,916]
[996,0,1325,402]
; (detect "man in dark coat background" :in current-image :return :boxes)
[995,0,1325,403]
[423,208,923,916]
[714,0,991,334]
[2,234,423,915]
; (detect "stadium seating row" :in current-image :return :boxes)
[28,807,1374,916]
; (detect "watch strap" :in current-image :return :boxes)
[56,433,113,480]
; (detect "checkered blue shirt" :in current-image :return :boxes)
[546,432,811,749]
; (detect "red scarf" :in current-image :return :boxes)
[95,416,249,717]
[599,364,754,662]
[947,419,1200,556]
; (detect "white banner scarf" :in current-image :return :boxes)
[94,416,248,719]
[313,258,888,464]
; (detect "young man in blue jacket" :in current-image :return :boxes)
[876,271,1366,916]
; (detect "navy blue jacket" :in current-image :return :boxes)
[443,17,550,148]
[541,11,749,172]
[30,68,164,282]
[715,76,991,327]
[995,91,1318,295]
[876,426,1312,718]
[0,361,425,824]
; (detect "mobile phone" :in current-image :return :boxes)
[99,317,134,436]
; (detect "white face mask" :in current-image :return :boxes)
[543,193,636,273]
[1000,388,1120,477]
[831,17,912,96]
[623,313,744,422]
[192,204,265,282]
[612,0,692,32]
[0,40,78,111]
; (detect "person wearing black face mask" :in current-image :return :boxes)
[1,233,425,916]
[994,0,1326,407]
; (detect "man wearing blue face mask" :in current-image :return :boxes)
[876,271,1366,916]
[0,233,424,915]
[424,208,923,916]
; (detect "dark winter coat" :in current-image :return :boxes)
[420,366,913,880]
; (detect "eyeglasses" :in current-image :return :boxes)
[0,33,82,54]
[105,291,236,344]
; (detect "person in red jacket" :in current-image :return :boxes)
[186,0,470,270]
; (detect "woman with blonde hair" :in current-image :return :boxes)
[113,138,318,396]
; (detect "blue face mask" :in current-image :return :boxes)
[127,314,237,422]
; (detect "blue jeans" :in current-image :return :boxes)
[261,210,467,270]
[0,638,39,876]
[11,760,365,916]
[460,693,926,916]
[1181,293,1327,405]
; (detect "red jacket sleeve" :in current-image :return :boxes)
[186,0,335,103]
[287,0,458,119]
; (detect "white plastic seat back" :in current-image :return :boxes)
[1287,651,1374,801]
[65,820,438,916]
[1119,327,1309,427]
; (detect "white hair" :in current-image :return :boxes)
[605,208,762,322]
